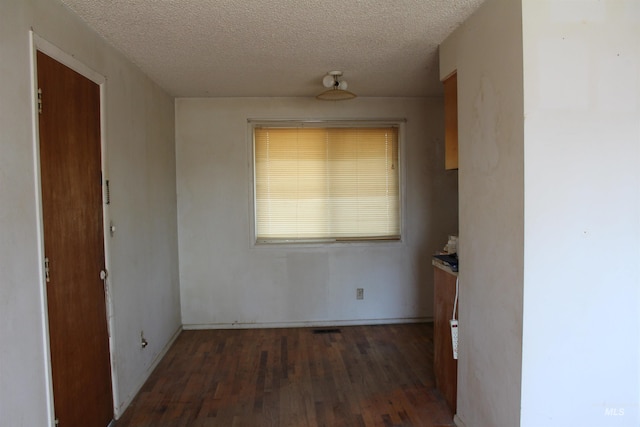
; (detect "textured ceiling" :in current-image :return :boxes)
[59,0,484,97]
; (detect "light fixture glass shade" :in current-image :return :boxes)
[317,71,356,100]
[322,75,335,88]
[316,88,357,101]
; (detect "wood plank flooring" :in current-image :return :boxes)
[114,323,454,427]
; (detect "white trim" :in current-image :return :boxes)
[30,31,115,425]
[29,30,56,427]
[183,317,432,330]
[251,238,405,251]
[247,118,407,126]
[453,414,467,427]
[113,326,183,418]
[248,121,258,248]
[398,121,407,244]
[99,73,120,417]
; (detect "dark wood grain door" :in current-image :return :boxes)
[37,51,113,427]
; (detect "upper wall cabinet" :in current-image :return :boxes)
[444,73,458,170]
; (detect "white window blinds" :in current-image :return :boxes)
[254,126,400,242]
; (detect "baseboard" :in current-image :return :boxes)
[183,316,433,330]
[113,325,182,418]
[453,414,467,427]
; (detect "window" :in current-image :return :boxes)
[253,125,401,243]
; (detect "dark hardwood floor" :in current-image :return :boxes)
[114,323,454,427]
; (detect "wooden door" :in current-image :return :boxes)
[37,51,113,427]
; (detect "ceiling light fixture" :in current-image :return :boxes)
[316,71,357,101]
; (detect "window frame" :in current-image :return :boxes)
[248,119,406,246]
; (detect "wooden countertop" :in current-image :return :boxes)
[432,257,458,276]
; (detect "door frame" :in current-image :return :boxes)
[29,31,118,426]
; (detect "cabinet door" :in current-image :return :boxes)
[434,267,458,413]
[444,72,458,170]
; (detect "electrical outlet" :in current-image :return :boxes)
[356,288,364,300]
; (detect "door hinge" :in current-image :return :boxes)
[54,417,59,426]
[105,179,110,205]
[38,88,43,114]
[44,257,51,283]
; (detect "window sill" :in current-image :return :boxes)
[253,237,403,249]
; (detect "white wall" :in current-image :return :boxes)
[0,0,181,424]
[176,97,458,328]
[439,1,525,426]
[441,0,640,426]
[520,1,640,426]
